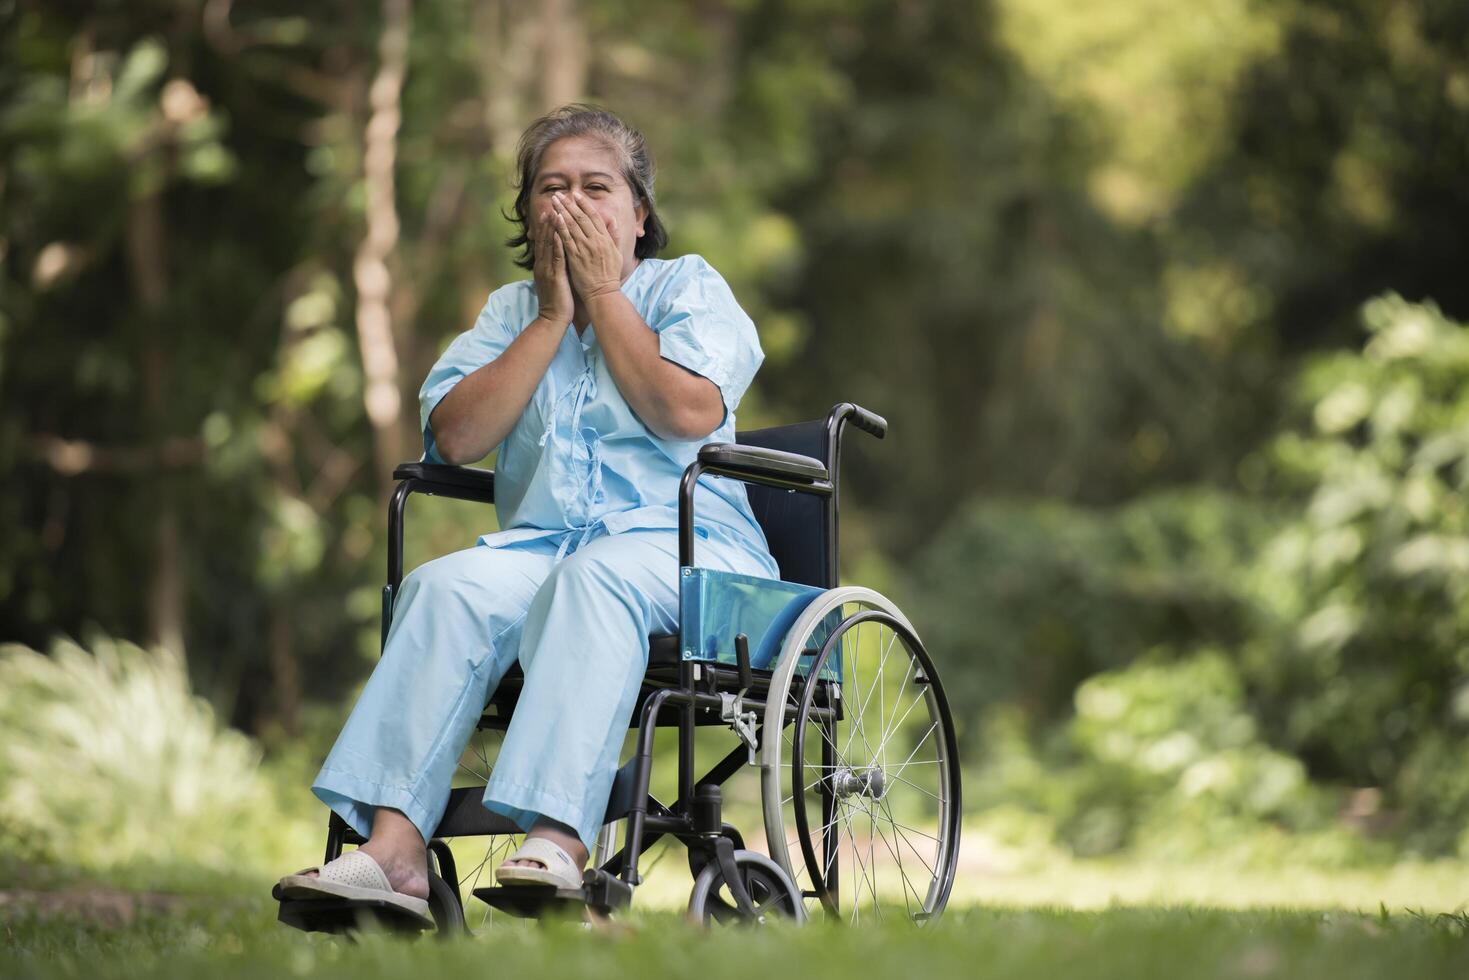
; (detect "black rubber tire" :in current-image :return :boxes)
[686,849,806,926]
[426,870,466,937]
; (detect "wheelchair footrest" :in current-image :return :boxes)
[472,869,633,918]
[272,886,435,935]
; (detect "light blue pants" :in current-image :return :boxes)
[312,527,774,849]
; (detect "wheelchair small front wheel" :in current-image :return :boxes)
[426,869,466,937]
[686,849,805,926]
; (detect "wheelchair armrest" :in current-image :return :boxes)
[392,461,496,504]
[679,445,831,568]
[696,443,829,483]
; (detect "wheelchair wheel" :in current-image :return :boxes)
[686,849,805,925]
[760,588,961,924]
[426,868,465,936]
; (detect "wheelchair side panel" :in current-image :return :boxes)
[679,567,842,682]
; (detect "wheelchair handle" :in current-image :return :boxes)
[839,403,888,440]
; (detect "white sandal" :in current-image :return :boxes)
[495,837,584,889]
[277,850,431,920]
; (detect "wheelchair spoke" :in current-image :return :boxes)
[834,799,857,916]
[461,849,491,889]
[876,651,917,760]
[884,816,944,847]
[889,827,939,890]
[869,801,922,918]
[887,719,940,782]
[840,625,875,764]
[844,618,885,764]
[852,622,895,765]
[876,624,886,767]
[843,615,863,755]
[820,802,853,881]
[792,806,848,859]
[867,626,900,741]
[837,800,877,923]
[787,757,845,806]
[844,623,902,770]
[887,769,945,803]
[867,799,878,917]
[859,808,881,919]
[869,668,923,766]
[875,797,938,877]
[814,728,861,777]
[834,801,874,924]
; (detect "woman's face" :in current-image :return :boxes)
[529,135,647,281]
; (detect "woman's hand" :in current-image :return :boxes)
[533,210,574,326]
[554,191,624,302]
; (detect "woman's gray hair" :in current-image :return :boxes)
[505,104,669,270]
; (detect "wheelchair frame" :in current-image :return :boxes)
[289,402,951,931]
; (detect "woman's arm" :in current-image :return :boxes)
[428,225,576,465]
[554,192,725,442]
[586,291,724,441]
[427,316,563,465]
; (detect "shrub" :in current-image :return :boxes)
[0,635,315,877]
[908,488,1275,738]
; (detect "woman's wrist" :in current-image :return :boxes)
[584,288,629,319]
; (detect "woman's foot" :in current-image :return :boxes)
[354,838,430,900]
[300,807,429,900]
[504,817,589,874]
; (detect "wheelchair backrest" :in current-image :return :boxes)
[736,420,832,589]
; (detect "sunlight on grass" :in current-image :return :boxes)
[952,850,1469,914]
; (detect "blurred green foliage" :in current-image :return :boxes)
[1253,295,1469,854]
[2,0,1469,866]
[919,296,1469,857]
[0,637,318,876]
[910,488,1273,729]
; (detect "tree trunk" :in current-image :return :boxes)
[354,0,412,492]
[476,1,541,159]
[268,603,300,734]
[538,0,588,109]
[125,189,186,657]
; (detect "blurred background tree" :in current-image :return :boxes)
[3,0,1468,862]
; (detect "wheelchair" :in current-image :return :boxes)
[276,402,961,932]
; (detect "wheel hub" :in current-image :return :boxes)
[833,766,887,800]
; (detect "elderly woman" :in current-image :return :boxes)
[277,105,776,918]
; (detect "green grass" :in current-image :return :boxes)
[5,865,1469,980]
[5,897,1469,980]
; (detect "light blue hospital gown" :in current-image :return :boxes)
[312,255,779,849]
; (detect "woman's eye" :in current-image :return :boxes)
[585,184,607,193]
[540,185,564,194]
